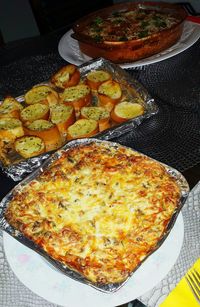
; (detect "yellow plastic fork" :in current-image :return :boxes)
[185,268,200,304]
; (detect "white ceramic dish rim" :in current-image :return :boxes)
[3,213,184,307]
[58,21,200,68]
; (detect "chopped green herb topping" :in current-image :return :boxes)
[138,30,149,38]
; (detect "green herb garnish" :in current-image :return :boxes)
[112,18,123,24]
[138,30,149,38]
[154,20,167,28]
[140,20,149,28]
[112,11,122,17]
[119,36,128,41]
[93,16,103,25]
[93,34,102,42]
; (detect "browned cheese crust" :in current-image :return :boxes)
[5,142,181,284]
[72,2,187,63]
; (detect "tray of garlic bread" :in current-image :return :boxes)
[0,58,158,180]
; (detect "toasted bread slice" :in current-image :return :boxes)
[111,101,144,123]
[46,91,60,107]
[0,117,24,142]
[98,80,122,111]
[24,85,59,105]
[0,96,23,119]
[0,139,13,166]
[80,106,110,131]
[86,70,111,90]
[61,84,91,111]
[67,119,98,140]
[50,104,75,139]
[51,64,80,89]
[20,103,49,125]
[14,135,45,158]
[24,119,62,152]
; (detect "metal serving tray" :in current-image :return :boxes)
[0,138,189,293]
[0,58,158,181]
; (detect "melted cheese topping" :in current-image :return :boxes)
[114,101,144,119]
[87,70,111,82]
[51,105,73,124]
[82,9,180,42]
[0,118,22,129]
[61,85,90,102]
[25,85,55,104]
[27,119,54,130]
[14,136,45,157]
[98,80,121,99]
[0,97,23,114]
[81,107,109,121]
[6,142,180,284]
[68,119,97,137]
[20,103,49,122]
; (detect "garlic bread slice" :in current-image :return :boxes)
[67,119,98,140]
[111,101,144,123]
[25,85,59,105]
[0,117,24,142]
[24,119,62,152]
[14,136,45,158]
[20,103,49,125]
[80,106,110,131]
[86,70,111,90]
[51,64,80,89]
[0,96,23,119]
[61,84,91,111]
[51,104,75,139]
[98,80,122,111]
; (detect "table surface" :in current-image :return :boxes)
[0,26,200,307]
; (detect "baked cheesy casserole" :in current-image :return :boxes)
[72,2,187,63]
[5,141,181,284]
[80,9,179,42]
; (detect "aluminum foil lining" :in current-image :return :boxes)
[0,138,189,293]
[0,57,158,181]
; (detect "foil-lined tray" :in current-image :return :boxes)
[0,57,158,181]
[0,138,189,293]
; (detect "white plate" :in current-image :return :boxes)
[58,21,200,68]
[3,213,184,307]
